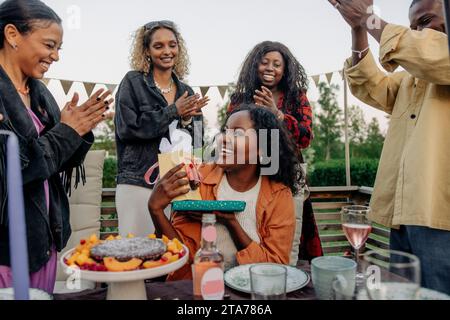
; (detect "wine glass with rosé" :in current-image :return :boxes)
[341,205,372,282]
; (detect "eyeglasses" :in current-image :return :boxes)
[144,20,175,32]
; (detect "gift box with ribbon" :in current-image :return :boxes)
[144,120,202,201]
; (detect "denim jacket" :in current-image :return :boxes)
[0,66,93,272]
[114,71,203,188]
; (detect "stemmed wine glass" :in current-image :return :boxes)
[341,205,372,282]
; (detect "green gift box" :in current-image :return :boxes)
[171,200,246,213]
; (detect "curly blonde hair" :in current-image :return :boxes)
[129,22,190,79]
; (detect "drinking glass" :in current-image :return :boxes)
[332,275,369,300]
[341,205,372,282]
[362,249,421,300]
[249,264,287,300]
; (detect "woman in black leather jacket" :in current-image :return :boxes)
[0,0,111,293]
[114,20,207,237]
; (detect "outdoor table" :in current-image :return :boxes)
[54,261,316,300]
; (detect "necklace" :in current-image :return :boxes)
[155,78,173,94]
[16,85,30,96]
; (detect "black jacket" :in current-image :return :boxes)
[0,66,93,273]
[114,71,203,188]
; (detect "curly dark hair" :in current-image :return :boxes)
[230,41,309,113]
[225,104,303,195]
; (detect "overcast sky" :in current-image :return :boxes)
[39,0,413,135]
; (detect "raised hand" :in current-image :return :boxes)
[148,163,190,212]
[60,88,113,136]
[327,0,374,29]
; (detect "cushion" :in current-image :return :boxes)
[54,150,106,292]
[290,194,304,266]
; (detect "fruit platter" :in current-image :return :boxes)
[60,234,189,300]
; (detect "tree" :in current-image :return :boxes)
[360,117,385,159]
[348,105,367,158]
[91,114,117,157]
[313,82,343,161]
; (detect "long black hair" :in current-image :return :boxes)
[231,41,309,113]
[0,0,62,49]
[225,104,303,195]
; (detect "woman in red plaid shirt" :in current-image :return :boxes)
[228,41,322,261]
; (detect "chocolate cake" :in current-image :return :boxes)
[90,237,167,262]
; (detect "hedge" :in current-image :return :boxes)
[100,157,380,189]
[308,158,379,187]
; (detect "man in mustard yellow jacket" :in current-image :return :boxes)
[329,0,450,295]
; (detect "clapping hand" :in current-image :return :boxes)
[175,91,209,119]
[61,88,113,136]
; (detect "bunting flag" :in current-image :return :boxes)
[83,82,96,97]
[200,86,209,97]
[218,86,228,99]
[105,83,118,94]
[41,78,50,86]
[325,72,334,84]
[311,75,321,87]
[60,80,74,95]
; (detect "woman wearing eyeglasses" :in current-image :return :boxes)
[115,20,208,237]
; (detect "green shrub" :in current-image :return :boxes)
[309,158,379,187]
[103,157,117,188]
[101,157,379,188]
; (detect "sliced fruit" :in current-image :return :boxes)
[168,254,179,263]
[162,235,169,244]
[105,235,115,241]
[142,260,164,269]
[167,242,179,254]
[66,252,80,265]
[127,233,135,238]
[173,238,183,251]
[103,257,143,272]
[115,235,122,240]
[89,234,99,244]
[76,254,89,266]
[147,234,157,239]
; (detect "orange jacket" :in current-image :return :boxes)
[167,164,296,281]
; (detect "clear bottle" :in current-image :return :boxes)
[192,214,225,300]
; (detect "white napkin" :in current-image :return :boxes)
[159,120,193,154]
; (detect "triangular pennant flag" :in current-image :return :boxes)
[83,82,96,97]
[200,86,209,97]
[311,75,321,87]
[218,86,228,99]
[105,83,118,94]
[41,78,50,86]
[325,72,334,84]
[60,80,74,95]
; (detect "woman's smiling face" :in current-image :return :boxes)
[11,21,63,79]
[216,110,259,170]
[257,51,285,90]
[147,27,179,71]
